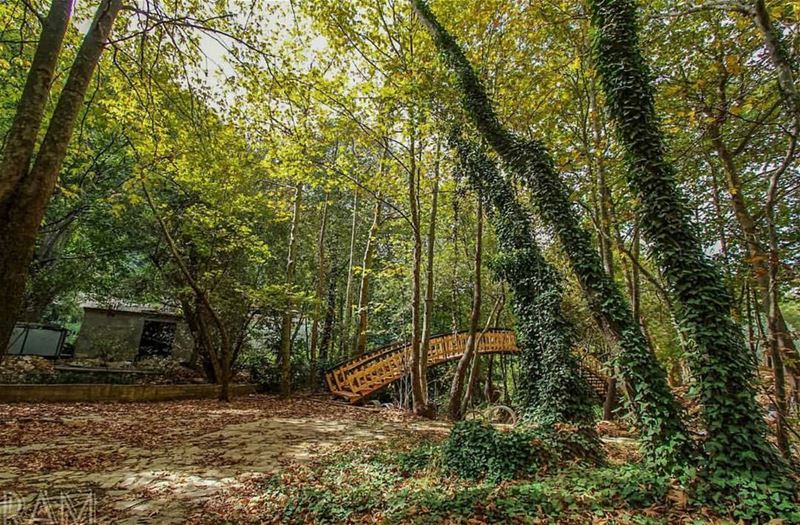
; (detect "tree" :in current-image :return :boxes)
[451,134,595,427]
[407,112,430,416]
[412,0,691,467]
[309,196,329,388]
[143,184,242,402]
[672,0,800,458]
[353,198,382,356]
[342,186,360,356]
[449,194,482,421]
[589,0,792,503]
[279,185,303,397]
[21,128,134,323]
[419,149,441,392]
[0,0,124,357]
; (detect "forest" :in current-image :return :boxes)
[1,0,799,523]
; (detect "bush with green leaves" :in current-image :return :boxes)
[237,346,276,389]
[441,421,537,481]
[396,441,440,475]
[441,420,604,483]
[213,436,800,525]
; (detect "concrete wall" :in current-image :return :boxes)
[0,383,255,403]
[75,309,192,361]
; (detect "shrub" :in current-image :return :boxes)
[441,421,604,483]
[442,421,540,481]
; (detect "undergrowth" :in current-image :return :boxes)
[201,424,800,524]
[441,420,603,482]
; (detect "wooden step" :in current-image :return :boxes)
[330,389,360,402]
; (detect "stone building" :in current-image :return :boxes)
[75,302,193,362]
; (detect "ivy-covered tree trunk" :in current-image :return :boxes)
[451,136,594,427]
[588,0,790,496]
[412,0,690,466]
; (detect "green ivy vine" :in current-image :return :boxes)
[442,420,604,482]
[451,134,595,428]
[588,0,794,510]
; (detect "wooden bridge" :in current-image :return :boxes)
[325,329,609,404]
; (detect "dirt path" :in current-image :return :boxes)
[0,395,450,524]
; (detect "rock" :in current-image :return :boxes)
[0,356,56,383]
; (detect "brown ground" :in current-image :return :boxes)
[0,395,450,524]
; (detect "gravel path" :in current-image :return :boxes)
[0,395,449,524]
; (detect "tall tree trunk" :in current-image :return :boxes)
[707,24,799,387]
[320,263,337,363]
[709,121,799,440]
[279,185,302,397]
[420,159,440,392]
[591,89,615,285]
[408,123,429,417]
[449,198,461,334]
[193,301,222,385]
[589,0,787,483]
[0,0,73,206]
[309,197,328,389]
[449,198,482,421]
[463,348,481,412]
[766,189,790,456]
[709,125,799,358]
[593,94,620,421]
[414,0,688,463]
[465,294,504,414]
[354,199,381,355]
[757,6,797,445]
[341,187,359,358]
[0,0,122,357]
